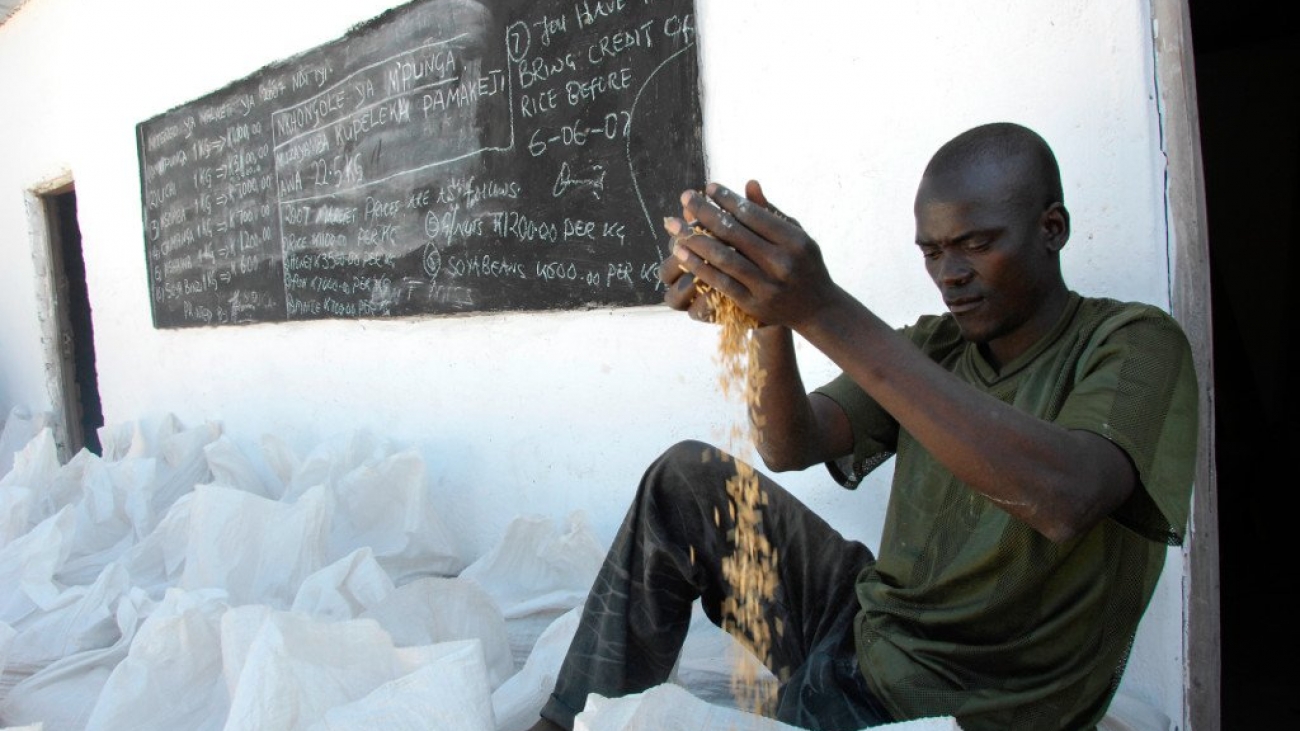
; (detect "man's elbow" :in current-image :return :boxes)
[1031,493,1110,544]
[1036,517,1086,544]
[1034,432,1140,544]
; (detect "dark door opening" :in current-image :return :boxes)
[43,188,103,456]
[1188,1,1298,725]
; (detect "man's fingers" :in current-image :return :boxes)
[686,293,714,323]
[658,218,691,286]
[745,180,801,229]
[672,237,754,307]
[661,258,698,311]
[745,180,772,209]
[658,250,720,322]
[679,189,774,276]
[673,226,764,296]
[661,217,708,313]
[705,181,804,247]
[659,254,686,287]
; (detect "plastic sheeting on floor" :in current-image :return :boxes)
[0,407,1167,731]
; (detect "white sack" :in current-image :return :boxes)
[180,484,332,608]
[83,588,230,731]
[461,513,603,667]
[325,448,462,582]
[490,607,581,731]
[0,508,76,625]
[259,434,301,491]
[34,452,97,539]
[0,428,58,491]
[145,418,220,533]
[0,409,52,486]
[575,684,786,731]
[115,493,192,600]
[360,577,513,689]
[291,548,394,622]
[95,420,147,464]
[0,621,15,676]
[220,608,474,731]
[308,641,495,731]
[280,430,390,503]
[461,513,604,619]
[0,486,32,551]
[263,430,462,582]
[574,683,963,731]
[0,430,59,546]
[203,436,282,501]
[218,604,275,700]
[0,588,152,731]
[55,457,158,587]
[5,564,130,675]
[0,416,54,489]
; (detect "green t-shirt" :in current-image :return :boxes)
[814,293,1198,731]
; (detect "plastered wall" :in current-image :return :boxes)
[0,0,1185,723]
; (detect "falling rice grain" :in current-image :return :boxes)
[689,228,781,721]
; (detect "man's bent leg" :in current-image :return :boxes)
[538,439,884,729]
[539,440,738,728]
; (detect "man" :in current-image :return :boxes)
[529,123,1198,730]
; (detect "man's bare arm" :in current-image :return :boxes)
[747,325,853,472]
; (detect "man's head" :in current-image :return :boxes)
[914,122,1071,367]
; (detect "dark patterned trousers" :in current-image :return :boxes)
[540,440,894,730]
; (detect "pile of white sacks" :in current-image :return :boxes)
[1,406,1156,731]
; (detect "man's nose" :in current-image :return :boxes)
[938,253,974,286]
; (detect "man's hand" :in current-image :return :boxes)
[658,220,715,322]
[664,181,839,331]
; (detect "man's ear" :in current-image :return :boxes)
[1041,202,1070,252]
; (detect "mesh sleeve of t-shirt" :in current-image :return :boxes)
[1054,312,1199,545]
[813,372,899,489]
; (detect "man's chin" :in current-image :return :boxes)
[953,320,989,344]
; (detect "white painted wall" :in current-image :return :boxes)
[0,0,1186,724]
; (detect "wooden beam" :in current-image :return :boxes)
[1149,2,1219,729]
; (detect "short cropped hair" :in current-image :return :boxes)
[924,123,1064,207]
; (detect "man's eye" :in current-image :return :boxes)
[920,247,941,260]
[964,237,992,252]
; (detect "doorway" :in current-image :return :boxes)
[1188,1,1298,726]
[39,186,103,457]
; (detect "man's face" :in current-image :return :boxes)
[913,160,1066,366]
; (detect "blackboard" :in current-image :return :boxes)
[137,0,704,328]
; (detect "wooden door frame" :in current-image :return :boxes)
[26,172,83,462]
[1149,2,1219,729]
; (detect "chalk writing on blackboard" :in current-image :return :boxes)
[137,0,705,328]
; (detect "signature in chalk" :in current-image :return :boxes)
[553,161,607,199]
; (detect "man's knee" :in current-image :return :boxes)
[645,440,732,499]
[658,439,724,467]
